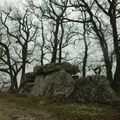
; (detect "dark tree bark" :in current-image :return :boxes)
[82,22,89,77]
[20,43,28,86]
[51,19,60,63]
[109,0,120,84]
[58,21,64,63]
[40,18,45,65]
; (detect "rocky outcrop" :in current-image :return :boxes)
[72,75,119,103]
[19,72,35,95]
[31,70,74,99]
[20,62,78,99]
[20,62,119,104]
[30,75,45,96]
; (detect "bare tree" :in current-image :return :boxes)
[0,34,19,90]
[0,7,38,90]
[68,0,113,82]
[27,0,70,63]
[93,0,120,85]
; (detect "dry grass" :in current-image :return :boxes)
[0,92,120,120]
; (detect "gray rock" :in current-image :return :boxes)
[20,62,78,99]
[21,62,119,104]
[43,70,74,99]
[72,75,119,103]
[31,75,45,96]
[33,62,79,75]
[30,70,75,100]
[19,72,35,96]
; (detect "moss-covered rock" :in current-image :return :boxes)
[20,62,79,98]
[21,63,119,104]
[33,62,79,75]
[72,75,119,103]
[24,72,36,82]
[19,72,35,96]
[31,70,75,100]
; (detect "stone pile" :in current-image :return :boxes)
[20,62,119,103]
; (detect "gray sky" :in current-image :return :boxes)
[0,0,23,7]
[0,0,16,4]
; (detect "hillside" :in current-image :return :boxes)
[0,92,120,120]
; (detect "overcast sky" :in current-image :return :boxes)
[0,0,24,7]
[0,0,16,4]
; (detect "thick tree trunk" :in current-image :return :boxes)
[108,0,120,84]
[20,60,26,87]
[58,22,64,63]
[9,76,15,92]
[51,46,58,63]
[20,45,27,87]
[40,47,44,65]
[82,23,88,77]
[59,47,62,63]
[114,62,120,85]
[51,19,60,63]
[83,48,88,77]
[41,19,45,65]
[104,58,113,82]
[9,76,18,91]
[14,77,18,89]
[112,23,120,84]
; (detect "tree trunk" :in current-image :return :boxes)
[92,22,113,81]
[89,11,113,82]
[82,46,88,77]
[104,58,113,82]
[108,0,120,84]
[41,18,45,65]
[111,20,120,84]
[20,60,26,86]
[59,22,64,63]
[114,62,120,84]
[14,76,18,89]
[9,76,15,92]
[20,44,27,87]
[82,22,88,77]
[51,19,60,63]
